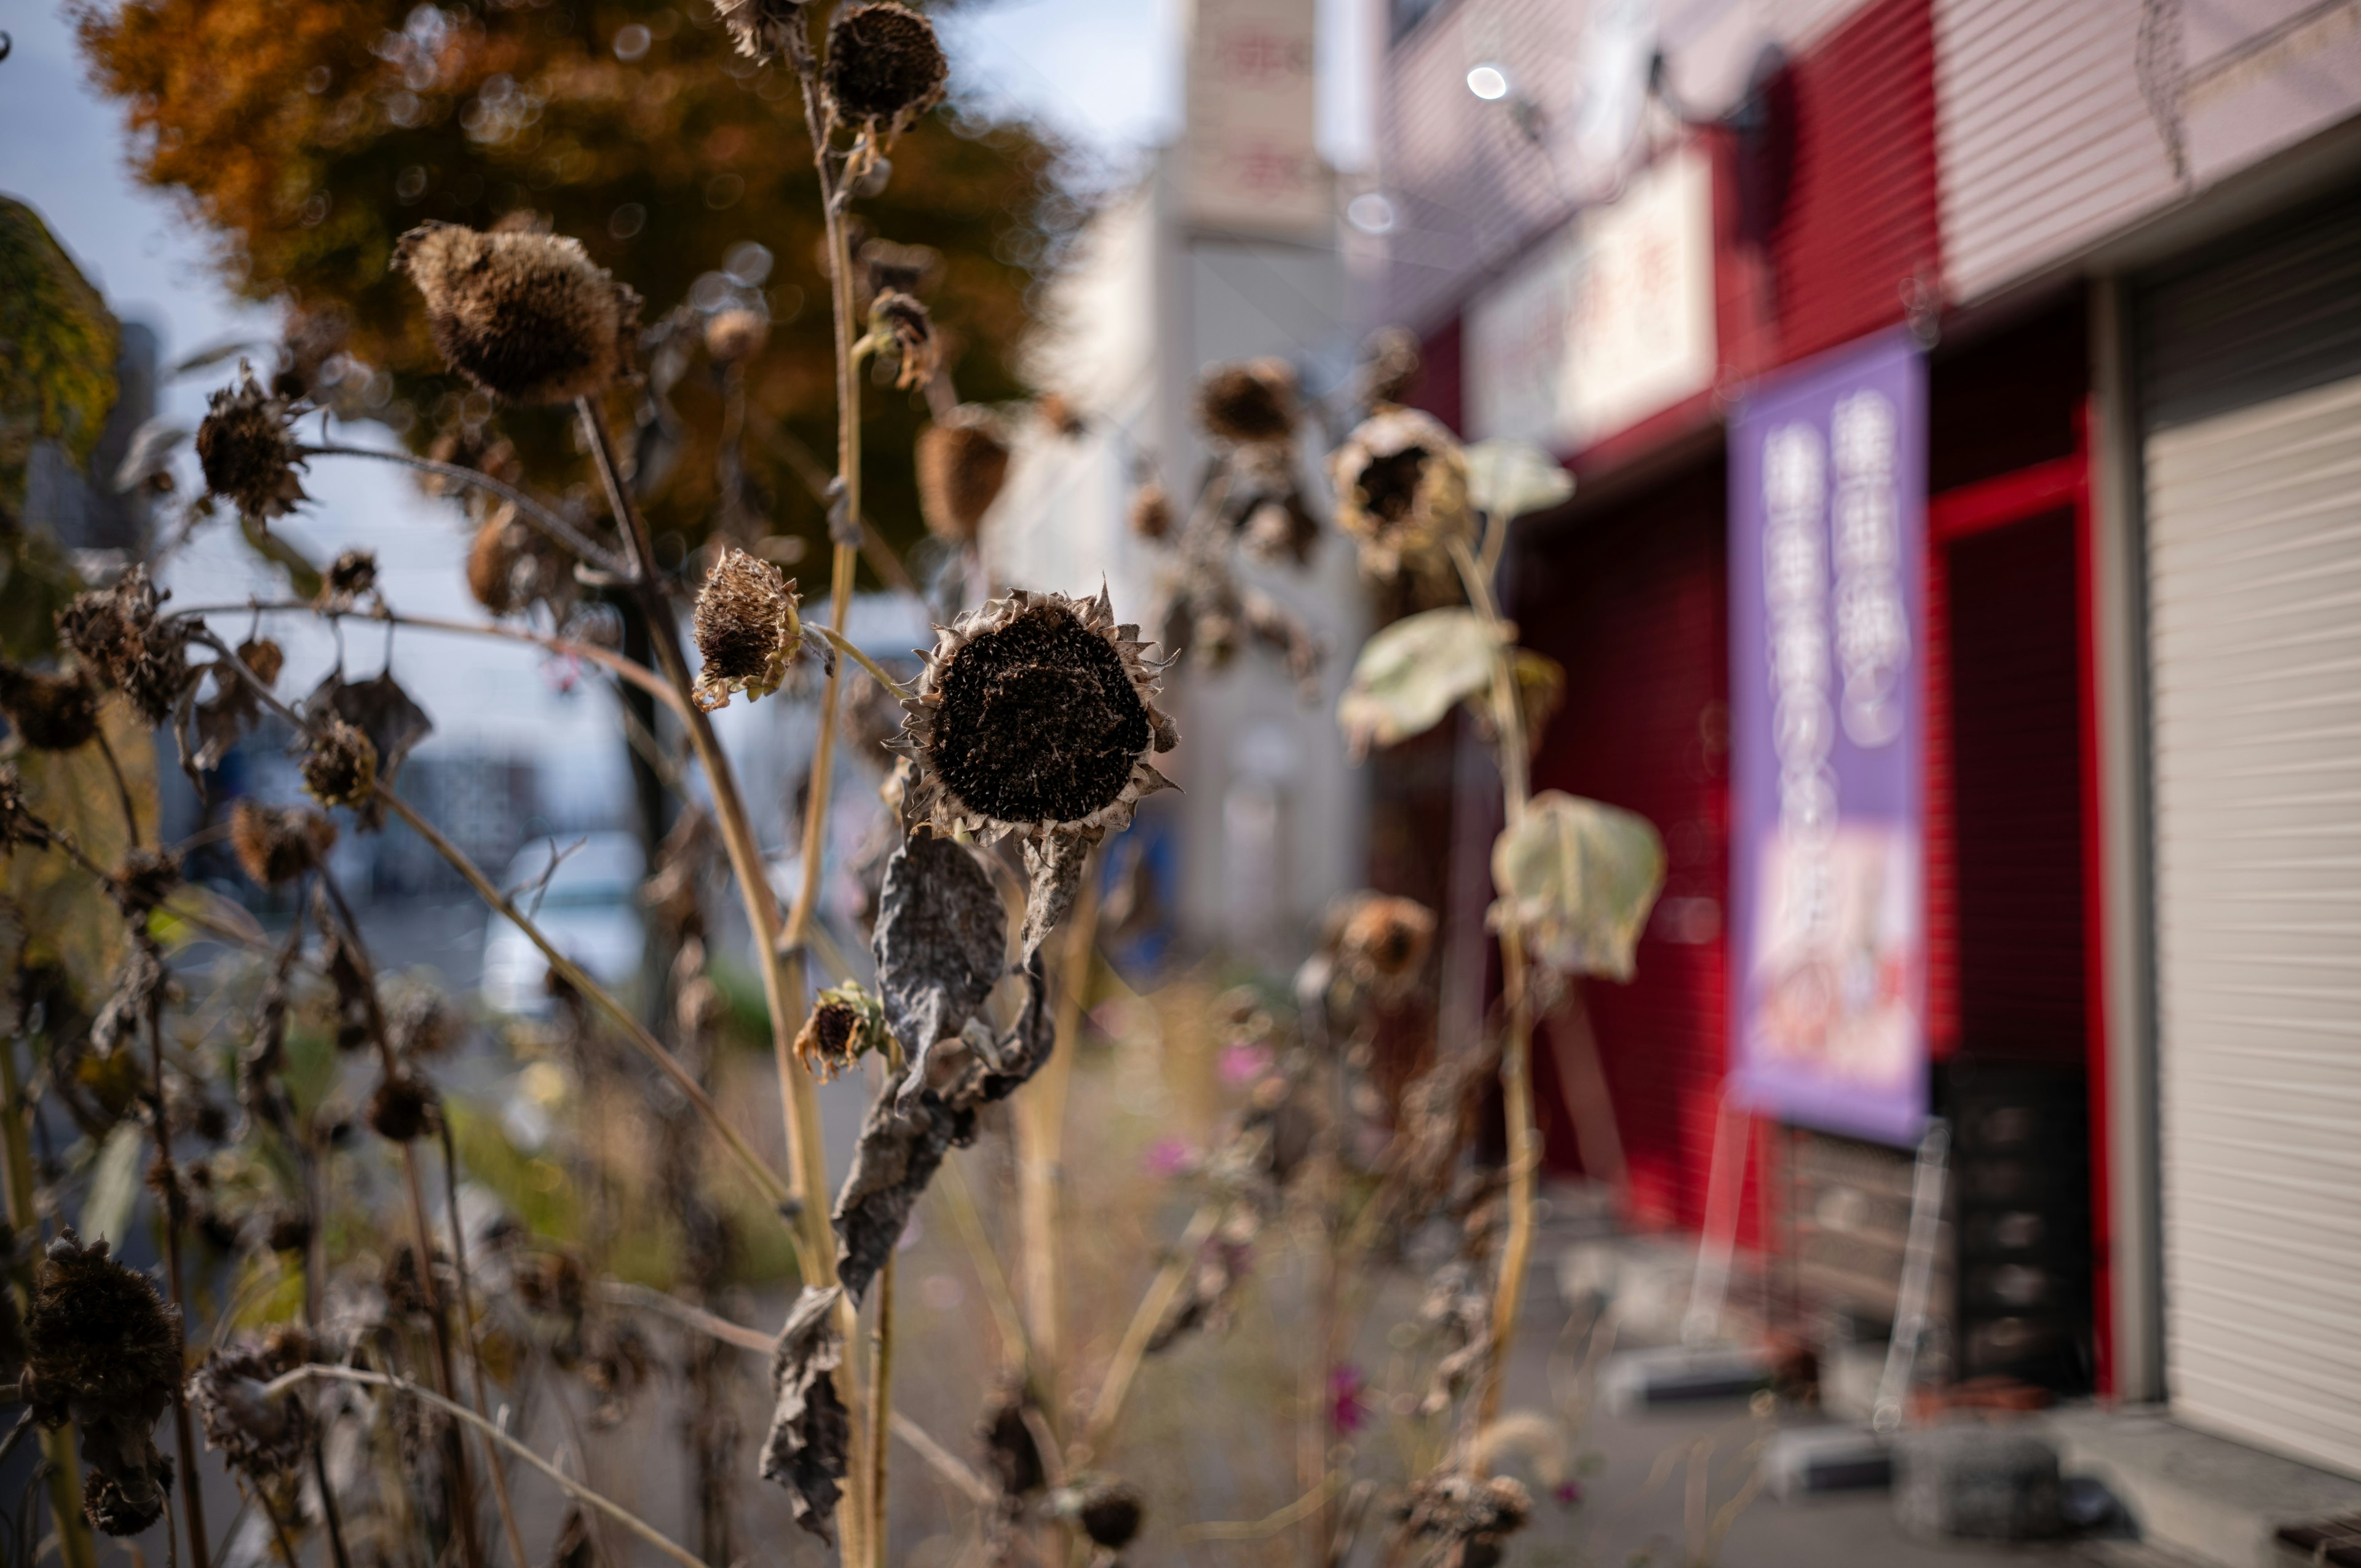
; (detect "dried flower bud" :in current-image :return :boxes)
[714,0,805,61]
[1335,893,1436,993]
[793,983,889,1083]
[1128,483,1174,543]
[1329,406,1473,584]
[238,638,285,688]
[1195,358,1299,446]
[705,307,771,363]
[196,365,309,521]
[1048,1474,1145,1550]
[300,718,379,809]
[394,222,644,406]
[55,566,196,725]
[1038,391,1088,438]
[230,799,336,886]
[897,587,1177,845]
[1358,325,1423,408]
[1395,1470,1532,1567]
[0,660,99,751]
[366,1073,439,1142]
[114,847,183,919]
[692,547,803,712]
[823,3,948,140]
[916,410,1010,544]
[867,289,938,391]
[859,239,941,300]
[319,548,378,609]
[190,1346,312,1478]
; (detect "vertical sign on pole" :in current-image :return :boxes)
[1729,330,1928,1147]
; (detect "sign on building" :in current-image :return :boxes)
[1728,330,1927,1147]
[1466,145,1715,453]
[1182,0,1330,239]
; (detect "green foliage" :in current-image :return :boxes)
[0,199,121,511]
[1489,791,1667,983]
[1337,606,1506,759]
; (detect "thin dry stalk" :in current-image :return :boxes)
[143,982,215,1568]
[263,1366,706,1568]
[1083,1202,1222,1454]
[0,1040,97,1568]
[440,1122,529,1568]
[299,441,628,577]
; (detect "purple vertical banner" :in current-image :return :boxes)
[1728,330,1928,1148]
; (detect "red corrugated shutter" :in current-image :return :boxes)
[1768,0,1942,366]
[1517,461,1734,1233]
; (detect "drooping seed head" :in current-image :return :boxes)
[320,548,379,609]
[1329,405,1473,584]
[300,718,379,809]
[113,847,183,919]
[867,289,938,390]
[366,1073,438,1141]
[0,661,98,751]
[55,566,196,726]
[916,410,1011,545]
[714,0,806,62]
[823,4,948,140]
[393,222,644,406]
[1128,482,1174,543]
[692,547,802,712]
[230,799,336,887]
[22,1230,184,1437]
[189,1346,311,1478]
[793,983,889,1083]
[1334,893,1437,996]
[196,365,309,521]
[1196,358,1299,446]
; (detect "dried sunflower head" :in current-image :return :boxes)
[25,1230,184,1534]
[823,3,948,141]
[230,799,336,887]
[0,660,99,751]
[83,1460,174,1536]
[1395,1470,1532,1568]
[866,289,938,390]
[1128,482,1174,543]
[55,566,196,726]
[692,547,803,712]
[366,1072,439,1141]
[299,718,378,809]
[1329,406,1473,583]
[196,364,310,521]
[793,982,890,1083]
[318,548,379,610]
[896,587,1177,847]
[1049,1473,1145,1550]
[393,222,644,406]
[1196,358,1299,446]
[714,0,805,62]
[1334,893,1436,996]
[916,410,1011,545]
[705,306,771,363]
[113,847,184,919]
[189,1345,311,1478]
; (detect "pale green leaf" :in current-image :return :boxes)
[1489,791,1667,981]
[1465,439,1574,521]
[1337,608,1505,759]
[80,1122,147,1251]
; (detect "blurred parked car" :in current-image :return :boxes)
[478,831,646,1016]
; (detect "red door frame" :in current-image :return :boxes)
[1923,403,2114,1397]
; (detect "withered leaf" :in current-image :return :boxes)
[307,671,432,831]
[89,944,164,1060]
[871,829,1004,1079]
[1018,834,1088,965]
[761,1284,849,1543]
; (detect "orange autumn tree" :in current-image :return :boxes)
[75,0,1062,563]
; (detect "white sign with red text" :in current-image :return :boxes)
[1183,0,1331,238]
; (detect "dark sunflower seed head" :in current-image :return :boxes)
[300,718,379,809]
[230,799,336,887]
[23,1229,183,1423]
[0,660,99,751]
[1195,357,1299,446]
[693,547,802,711]
[196,365,309,521]
[823,3,948,137]
[393,222,643,406]
[189,1345,311,1478]
[366,1073,439,1142]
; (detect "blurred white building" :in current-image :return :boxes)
[985,0,1369,960]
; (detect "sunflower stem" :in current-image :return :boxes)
[299,442,631,579]
[143,958,213,1568]
[439,1120,529,1568]
[1445,531,1540,1464]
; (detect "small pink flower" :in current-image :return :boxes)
[1144,1137,1193,1178]
[1552,1481,1581,1508]
[1218,1040,1272,1087]
[1329,1364,1368,1435]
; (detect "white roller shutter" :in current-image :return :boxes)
[2143,192,2361,1477]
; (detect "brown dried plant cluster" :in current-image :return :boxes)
[0,3,1639,1564]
